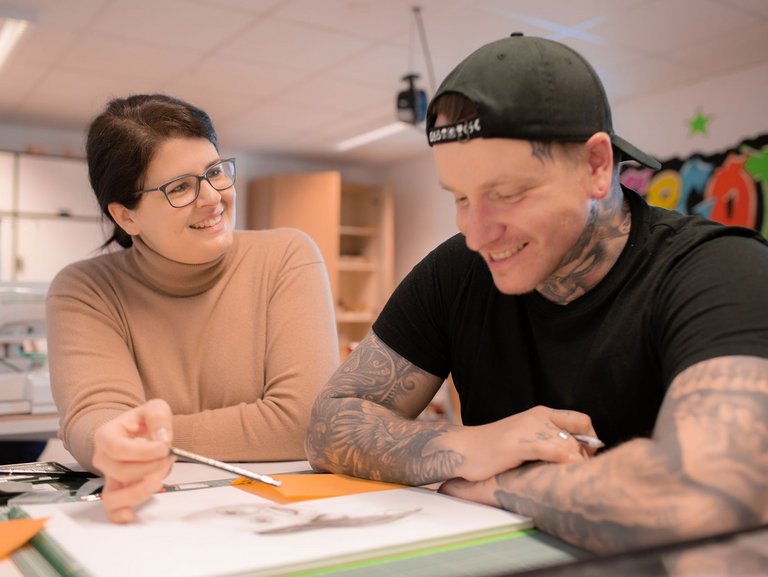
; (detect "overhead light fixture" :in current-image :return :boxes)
[0,7,35,71]
[334,122,411,152]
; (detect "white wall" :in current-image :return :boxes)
[0,121,380,232]
[378,59,768,284]
[612,61,768,160]
[373,152,454,285]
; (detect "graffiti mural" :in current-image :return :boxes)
[620,133,768,237]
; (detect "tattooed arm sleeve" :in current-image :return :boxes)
[305,331,461,485]
[441,355,768,554]
[306,331,596,486]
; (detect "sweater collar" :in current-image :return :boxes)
[127,235,233,297]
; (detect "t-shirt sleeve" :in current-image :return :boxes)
[373,234,471,378]
[654,235,768,384]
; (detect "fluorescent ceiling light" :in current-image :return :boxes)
[334,122,412,152]
[0,7,35,71]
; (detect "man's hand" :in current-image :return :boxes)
[92,398,174,523]
[439,475,499,506]
[451,405,597,482]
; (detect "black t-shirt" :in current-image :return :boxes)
[373,188,768,448]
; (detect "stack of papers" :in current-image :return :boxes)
[15,474,532,577]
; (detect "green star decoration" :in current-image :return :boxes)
[744,145,768,187]
[688,109,713,136]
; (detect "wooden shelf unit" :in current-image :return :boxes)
[247,172,394,357]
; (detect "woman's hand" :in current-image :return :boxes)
[92,398,174,523]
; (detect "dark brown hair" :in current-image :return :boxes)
[86,94,218,248]
[427,92,478,127]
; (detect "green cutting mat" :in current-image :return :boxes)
[286,530,589,577]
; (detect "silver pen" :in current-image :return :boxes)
[169,447,282,487]
[572,434,605,449]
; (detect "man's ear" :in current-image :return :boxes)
[107,202,140,236]
[584,132,613,199]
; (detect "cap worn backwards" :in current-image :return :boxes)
[426,32,661,170]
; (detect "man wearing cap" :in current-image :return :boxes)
[306,34,768,554]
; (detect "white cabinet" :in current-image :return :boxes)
[0,152,106,282]
[0,217,14,280]
[14,218,106,282]
[0,152,14,212]
[17,155,98,217]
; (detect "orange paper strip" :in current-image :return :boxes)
[0,517,48,559]
[232,474,404,504]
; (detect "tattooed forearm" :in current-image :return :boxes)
[306,332,462,485]
[491,440,739,553]
[484,356,768,554]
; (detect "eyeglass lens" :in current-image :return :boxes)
[163,159,236,208]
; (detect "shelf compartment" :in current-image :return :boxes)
[335,310,376,323]
[339,225,376,237]
[338,257,377,272]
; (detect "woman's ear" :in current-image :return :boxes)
[107,202,140,236]
[584,132,613,199]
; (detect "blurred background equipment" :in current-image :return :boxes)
[395,6,435,126]
[0,282,51,463]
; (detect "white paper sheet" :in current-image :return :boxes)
[20,485,532,577]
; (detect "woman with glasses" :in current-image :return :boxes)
[45,94,339,522]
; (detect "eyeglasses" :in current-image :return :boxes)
[136,158,237,208]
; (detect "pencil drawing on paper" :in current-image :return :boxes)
[182,503,421,535]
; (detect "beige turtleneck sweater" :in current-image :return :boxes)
[46,228,339,472]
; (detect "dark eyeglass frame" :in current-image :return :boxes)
[135,157,237,208]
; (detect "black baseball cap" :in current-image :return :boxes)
[426,33,661,170]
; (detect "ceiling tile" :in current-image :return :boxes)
[217,98,340,149]
[0,25,79,69]
[90,0,254,54]
[602,55,701,104]
[11,0,110,28]
[58,35,193,80]
[416,4,554,87]
[332,43,412,89]
[592,0,756,55]
[191,0,287,12]
[477,0,648,28]
[280,75,390,115]
[216,16,371,72]
[167,56,305,99]
[669,20,768,76]
[15,69,168,129]
[273,0,412,41]
[718,0,768,17]
[0,0,762,163]
[0,64,49,112]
